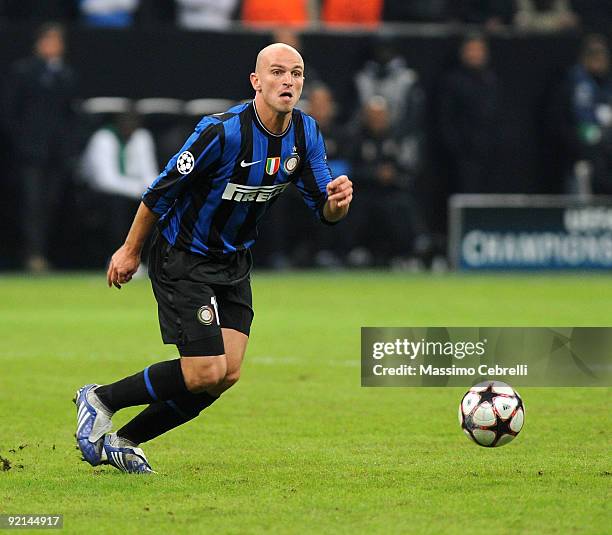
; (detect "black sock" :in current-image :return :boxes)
[96,359,189,412]
[117,391,219,444]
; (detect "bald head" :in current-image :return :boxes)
[255,43,304,74]
[250,42,305,123]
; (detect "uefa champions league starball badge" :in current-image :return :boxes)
[177,151,195,175]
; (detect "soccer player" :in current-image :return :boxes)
[74,43,353,473]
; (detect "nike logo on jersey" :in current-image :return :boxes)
[240,160,262,167]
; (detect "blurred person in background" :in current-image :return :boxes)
[321,0,383,27]
[2,23,78,272]
[307,83,350,179]
[514,0,579,33]
[175,0,239,30]
[308,83,352,267]
[241,0,311,28]
[81,110,158,258]
[348,96,429,267]
[354,36,426,137]
[437,34,502,193]
[557,34,612,194]
[78,0,139,27]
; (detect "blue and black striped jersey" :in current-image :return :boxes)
[142,101,333,256]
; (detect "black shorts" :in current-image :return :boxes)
[148,233,254,356]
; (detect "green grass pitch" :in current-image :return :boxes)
[0,272,610,534]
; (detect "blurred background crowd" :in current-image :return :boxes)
[0,1,611,272]
[1,0,611,31]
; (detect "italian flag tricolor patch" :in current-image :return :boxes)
[265,157,280,175]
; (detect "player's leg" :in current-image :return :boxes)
[114,328,248,446]
[74,351,226,466]
[112,281,253,446]
[99,311,250,473]
[76,242,253,470]
[207,328,249,396]
[209,278,253,395]
[85,340,227,472]
[92,237,231,413]
[75,235,226,465]
[98,348,229,474]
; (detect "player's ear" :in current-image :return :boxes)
[250,72,261,92]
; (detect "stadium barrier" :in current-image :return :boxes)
[448,194,612,270]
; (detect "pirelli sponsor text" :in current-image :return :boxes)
[222,182,289,202]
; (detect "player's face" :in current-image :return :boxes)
[253,49,304,114]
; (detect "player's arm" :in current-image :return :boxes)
[295,118,353,223]
[106,202,158,289]
[107,120,222,289]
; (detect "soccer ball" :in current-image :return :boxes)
[458,381,525,447]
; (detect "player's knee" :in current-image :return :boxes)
[223,368,241,389]
[193,362,226,390]
[182,355,227,392]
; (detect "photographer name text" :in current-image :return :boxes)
[370,338,528,377]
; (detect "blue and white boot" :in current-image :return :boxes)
[74,384,113,466]
[102,433,155,474]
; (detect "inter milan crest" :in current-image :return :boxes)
[283,153,300,174]
[177,151,195,175]
[265,157,280,175]
[196,305,215,325]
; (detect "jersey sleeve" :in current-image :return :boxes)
[142,119,222,216]
[293,119,335,224]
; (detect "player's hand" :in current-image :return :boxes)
[326,175,353,210]
[106,244,141,289]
